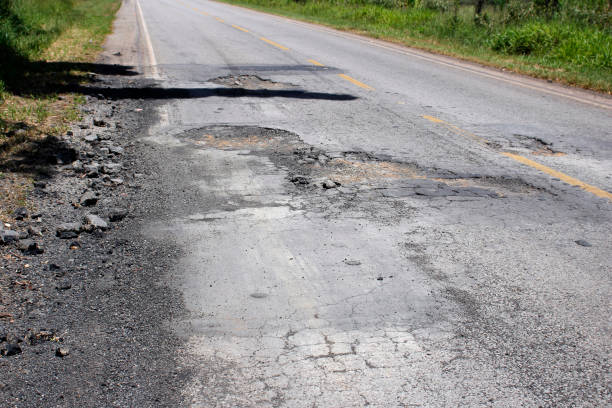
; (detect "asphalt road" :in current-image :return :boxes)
[109,0,611,406]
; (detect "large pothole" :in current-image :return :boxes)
[179,125,538,203]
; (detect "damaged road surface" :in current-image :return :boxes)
[123,0,612,406]
[135,0,610,402]
[3,0,611,406]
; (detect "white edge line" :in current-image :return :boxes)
[212,1,611,111]
[136,0,160,79]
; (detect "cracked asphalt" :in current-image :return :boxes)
[97,0,612,406]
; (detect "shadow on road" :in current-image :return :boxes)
[61,85,358,101]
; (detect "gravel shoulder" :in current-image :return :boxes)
[0,72,189,406]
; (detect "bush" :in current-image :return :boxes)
[552,27,612,68]
[491,22,558,54]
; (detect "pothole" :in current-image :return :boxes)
[180,126,539,203]
[514,134,565,156]
[488,134,565,156]
[182,125,301,151]
[210,75,295,90]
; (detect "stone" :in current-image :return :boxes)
[110,178,124,185]
[108,208,128,222]
[72,160,85,172]
[80,191,98,207]
[27,226,42,237]
[109,145,124,155]
[344,259,361,266]
[0,229,20,245]
[322,179,338,189]
[102,162,122,174]
[575,239,592,247]
[56,222,82,239]
[84,134,99,143]
[13,207,28,220]
[17,239,43,255]
[84,163,100,178]
[84,214,108,230]
[55,347,69,357]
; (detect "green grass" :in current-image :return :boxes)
[216,0,612,93]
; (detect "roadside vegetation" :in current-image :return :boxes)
[219,0,612,93]
[0,0,120,222]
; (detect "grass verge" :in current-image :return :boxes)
[0,0,121,222]
[215,0,612,94]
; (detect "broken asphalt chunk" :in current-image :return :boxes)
[84,214,108,231]
[56,222,82,239]
[17,239,44,255]
[0,229,20,245]
[108,207,128,222]
[80,191,98,207]
[13,207,28,220]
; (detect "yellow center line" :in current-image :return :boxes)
[423,115,612,201]
[232,24,249,33]
[309,59,374,91]
[502,153,612,201]
[215,17,225,22]
[423,115,488,144]
[308,59,324,66]
[259,37,289,51]
[338,73,374,91]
